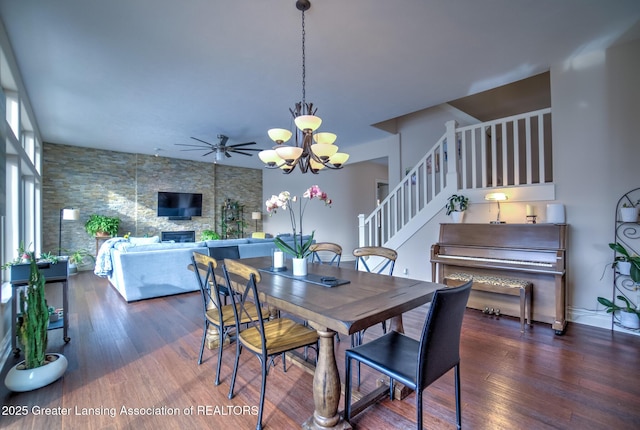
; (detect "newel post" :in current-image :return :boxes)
[445,120,459,189]
[358,214,365,247]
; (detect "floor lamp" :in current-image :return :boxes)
[251,211,262,231]
[59,208,80,255]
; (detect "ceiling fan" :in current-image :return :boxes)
[176,134,260,161]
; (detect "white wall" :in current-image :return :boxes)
[260,37,640,332]
[551,36,640,329]
[261,156,389,261]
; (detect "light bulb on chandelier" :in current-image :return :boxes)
[258,0,349,174]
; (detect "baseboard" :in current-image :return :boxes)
[567,306,640,336]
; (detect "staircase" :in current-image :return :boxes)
[358,108,553,252]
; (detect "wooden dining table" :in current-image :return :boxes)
[237,256,441,430]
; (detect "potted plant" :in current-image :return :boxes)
[620,200,640,223]
[608,242,640,280]
[84,214,120,237]
[597,295,640,329]
[445,194,469,223]
[201,229,220,241]
[66,248,95,274]
[4,253,68,392]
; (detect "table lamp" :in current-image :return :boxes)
[485,193,507,224]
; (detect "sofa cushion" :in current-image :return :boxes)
[118,241,206,253]
[206,238,249,247]
[129,236,160,245]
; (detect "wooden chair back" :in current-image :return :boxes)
[191,252,224,325]
[309,242,342,266]
[353,246,397,275]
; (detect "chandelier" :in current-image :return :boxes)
[259,0,349,174]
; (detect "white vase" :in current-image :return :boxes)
[620,207,639,223]
[4,353,68,392]
[619,310,640,329]
[292,258,308,277]
[450,211,465,223]
[617,261,632,276]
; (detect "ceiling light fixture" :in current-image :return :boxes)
[259,0,349,174]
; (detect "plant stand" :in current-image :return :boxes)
[610,187,640,334]
[10,260,70,355]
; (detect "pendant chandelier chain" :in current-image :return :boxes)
[301,9,306,109]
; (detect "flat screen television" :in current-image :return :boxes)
[157,192,203,219]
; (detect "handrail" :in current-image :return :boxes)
[358,108,553,250]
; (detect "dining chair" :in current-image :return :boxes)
[207,245,241,304]
[223,258,320,430]
[344,281,472,430]
[190,252,268,386]
[309,242,342,266]
[351,246,399,384]
[353,246,397,275]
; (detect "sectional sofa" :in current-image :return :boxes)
[98,235,310,302]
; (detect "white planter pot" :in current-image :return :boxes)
[617,261,632,276]
[620,207,639,223]
[618,310,640,329]
[292,258,308,277]
[4,353,68,392]
[450,211,465,223]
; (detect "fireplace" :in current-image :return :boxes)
[161,230,196,243]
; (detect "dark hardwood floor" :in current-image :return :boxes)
[1,271,639,429]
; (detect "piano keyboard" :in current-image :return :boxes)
[436,254,554,268]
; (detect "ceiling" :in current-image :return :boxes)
[1,1,639,169]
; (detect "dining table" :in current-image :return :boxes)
[235,256,441,430]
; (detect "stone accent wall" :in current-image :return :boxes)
[42,143,263,256]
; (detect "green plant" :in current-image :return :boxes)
[597,295,640,318]
[274,231,316,259]
[201,230,220,241]
[18,253,49,369]
[622,200,640,208]
[84,214,120,237]
[1,241,33,270]
[66,248,95,266]
[39,252,59,264]
[609,242,640,283]
[445,194,469,215]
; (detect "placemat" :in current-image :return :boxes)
[259,267,350,288]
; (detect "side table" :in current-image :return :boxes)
[10,260,70,356]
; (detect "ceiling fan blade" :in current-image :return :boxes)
[175,143,212,148]
[229,147,261,152]
[202,150,215,157]
[178,148,213,152]
[228,141,257,148]
[190,136,215,146]
[230,150,254,157]
[225,151,232,158]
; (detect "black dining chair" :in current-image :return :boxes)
[190,252,268,385]
[344,281,472,430]
[223,258,319,430]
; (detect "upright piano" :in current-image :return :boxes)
[430,223,567,334]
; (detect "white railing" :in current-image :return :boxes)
[358,108,552,249]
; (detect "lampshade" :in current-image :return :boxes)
[329,152,349,167]
[62,208,80,221]
[258,149,283,166]
[485,192,508,201]
[311,143,338,160]
[251,211,262,220]
[268,128,293,143]
[294,115,322,131]
[313,132,337,145]
[274,145,303,162]
[309,158,326,171]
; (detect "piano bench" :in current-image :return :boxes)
[444,273,532,333]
